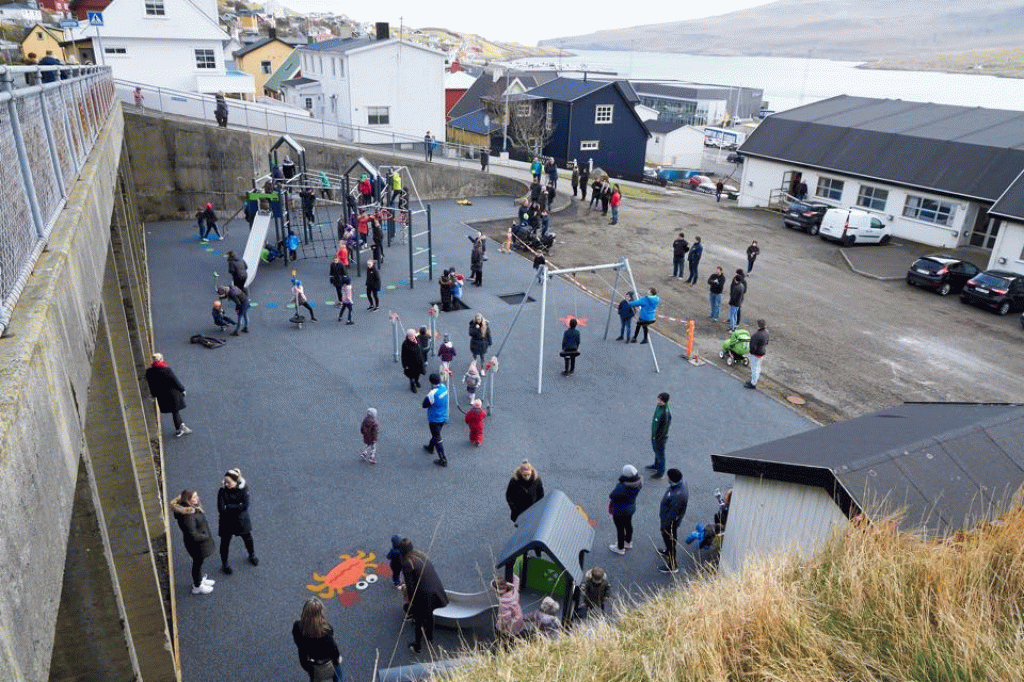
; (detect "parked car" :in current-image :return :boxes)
[905,255,980,296]
[695,179,737,196]
[688,174,712,190]
[783,201,830,235]
[727,152,744,164]
[818,208,892,246]
[960,270,1024,315]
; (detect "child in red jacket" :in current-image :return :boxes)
[464,399,485,446]
[360,407,379,464]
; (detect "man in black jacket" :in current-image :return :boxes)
[728,271,746,331]
[672,233,689,278]
[708,266,726,321]
[658,468,688,573]
[746,319,769,389]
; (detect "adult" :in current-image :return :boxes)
[133,85,144,109]
[505,460,545,524]
[399,539,449,653]
[217,468,258,574]
[715,179,724,202]
[202,203,220,241]
[329,256,347,304]
[746,319,769,390]
[227,250,247,291]
[424,131,434,161]
[401,329,426,392]
[707,266,726,322]
[438,269,454,312]
[292,598,343,682]
[629,287,660,344]
[469,232,485,287]
[746,240,760,274]
[600,182,611,216]
[728,271,746,332]
[364,260,381,310]
[686,237,703,285]
[589,179,602,209]
[560,317,580,376]
[422,373,449,467]
[145,352,191,437]
[529,179,542,205]
[570,163,580,197]
[390,169,404,207]
[480,148,489,172]
[371,218,385,265]
[319,171,332,200]
[579,165,590,201]
[672,233,688,278]
[214,92,228,128]
[24,53,37,86]
[645,393,672,479]
[658,468,689,574]
[608,465,642,555]
[171,489,215,594]
[468,314,491,369]
[546,157,558,190]
[217,284,249,335]
[609,184,621,225]
[38,50,61,83]
[797,180,808,200]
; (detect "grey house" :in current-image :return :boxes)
[711,402,1024,573]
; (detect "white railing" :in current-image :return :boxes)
[1,64,115,334]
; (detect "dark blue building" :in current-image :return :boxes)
[518,78,651,181]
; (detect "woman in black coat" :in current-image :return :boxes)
[217,468,258,574]
[468,314,492,369]
[292,597,343,681]
[171,489,216,594]
[505,460,545,523]
[398,539,449,654]
[144,352,191,438]
[401,329,426,392]
[365,259,381,310]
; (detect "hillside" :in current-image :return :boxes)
[541,0,1024,63]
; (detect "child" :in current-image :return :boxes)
[290,277,317,321]
[417,326,431,362]
[580,566,610,617]
[211,299,235,329]
[524,596,561,636]
[616,291,635,341]
[533,253,546,283]
[492,573,525,643]
[337,275,353,324]
[360,407,379,464]
[464,398,485,446]
[437,334,456,374]
[452,273,465,307]
[386,534,403,588]
[195,208,207,240]
[286,230,300,260]
[464,361,481,398]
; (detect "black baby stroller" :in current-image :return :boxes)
[511,222,556,253]
[719,328,750,366]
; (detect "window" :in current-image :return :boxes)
[37,31,43,40]
[815,177,844,201]
[145,0,165,15]
[515,102,532,118]
[261,60,272,74]
[194,49,216,69]
[903,195,956,226]
[304,97,312,110]
[331,57,336,77]
[580,140,599,151]
[367,106,389,125]
[104,47,127,55]
[595,104,613,124]
[856,185,888,212]
[545,100,553,133]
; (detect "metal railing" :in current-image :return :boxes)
[0,64,115,335]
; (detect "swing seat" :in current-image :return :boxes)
[290,313,306,328]
[434,590,498,629]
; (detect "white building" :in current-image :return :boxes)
[738,96,1024,273]
[67,0,253,95]
[287,34,445,144]
[0,3,43,24]
[645,121,705,169]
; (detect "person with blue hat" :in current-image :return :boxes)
[291,276,317,321]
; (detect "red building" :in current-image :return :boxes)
[38,0,71,15]
[444,69,475,121]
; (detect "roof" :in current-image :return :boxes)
[446,108,500,136]
[523,77,608,102]
[21,23,62,44]
[494,489,595,585]
[233,37,296,58]
[740,95,1024,204]
[263,49,301,93]
[990,169,1024,222]
[299,36,375,53]
[712,402,1024,536]
[281,77,316,86]
[444,70,476,90]
[633,81,732,101]
[645,119,687,134]
[447,71,547,120]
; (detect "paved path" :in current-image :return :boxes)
[148,196,811,681]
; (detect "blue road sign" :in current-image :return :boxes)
[58,19,79,28]
[87,11,103,26]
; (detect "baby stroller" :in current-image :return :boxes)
[719,328,750,366]
[511,222,556,253]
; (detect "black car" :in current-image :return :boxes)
[906,255,979,296]
[782,201,830,235]
[960,270,1024,315]
[727,152,744,164]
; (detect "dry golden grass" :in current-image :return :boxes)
[439,511,1024,682]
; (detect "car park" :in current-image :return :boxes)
[960,270,1024,315]
[905,255,980,296]
[783,201,830,235]
[818,208,892,245]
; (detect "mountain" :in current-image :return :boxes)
[540,0,1024,62]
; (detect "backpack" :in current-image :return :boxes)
[190,334,226,349]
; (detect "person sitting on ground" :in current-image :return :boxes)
[580,567,610,617]
[211,300,235,329]
[524,596,561,636]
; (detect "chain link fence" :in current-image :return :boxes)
[0,64,114,334]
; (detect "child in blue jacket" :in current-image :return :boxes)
[386,535,403,588]
[616,291,635,341]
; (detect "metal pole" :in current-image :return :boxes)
[623,258,659,373]
[537,264,548,394]
[392,315,400,362]
[426,204,433,281]
[3,75,45,238]
[603,261,622,341]
[37,85,67,201]
[486,361,494,415]
[407,212,414,289]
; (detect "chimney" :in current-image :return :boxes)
[268,26,276,39]
[450,60,460,73]
[375,22,389,40]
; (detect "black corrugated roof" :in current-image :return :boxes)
[740,96,1024,203]
[300,37,375,53]
[633,82,731,100]
[645,119,687,134]
[712,403,1024,536]
[523,77,608,102]
[990,169,1024,221]
[447,72,544,121]
[446,108,500,136]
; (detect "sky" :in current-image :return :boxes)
[274,0,780,46]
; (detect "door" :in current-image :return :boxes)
[970,215,1001,249]
[782,171,803,197]
[865,216,887,243]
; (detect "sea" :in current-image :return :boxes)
[511,49,1024,114]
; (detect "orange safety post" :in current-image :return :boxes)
[686,319,695,358]
[504,227,512,253]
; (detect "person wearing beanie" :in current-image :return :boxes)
[658,468,689,574]
[608,464,643,554]
[202,203,220,241]
[290,277,317,322]
[464,398,486,446]
[422,373,449,466]
[145,352,191,438]
[401,329,426,393]
[581,566,610,617]
[399,540,448,654]
[360,408,379,464]
[437,334,456,374]
[217,468,258,574]
[386,534,404,588]
[645,393,672,479]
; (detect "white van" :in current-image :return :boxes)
[818,208,892,246]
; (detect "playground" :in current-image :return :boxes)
[149,183,813,680]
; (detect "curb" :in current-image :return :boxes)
[839,249,906,281]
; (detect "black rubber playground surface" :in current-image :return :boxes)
[147,195,812,681]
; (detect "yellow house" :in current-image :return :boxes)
[237,10,259,31]
[234,36,296,101]
[21,24,67,63]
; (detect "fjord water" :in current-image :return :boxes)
[517,49,1024,113]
